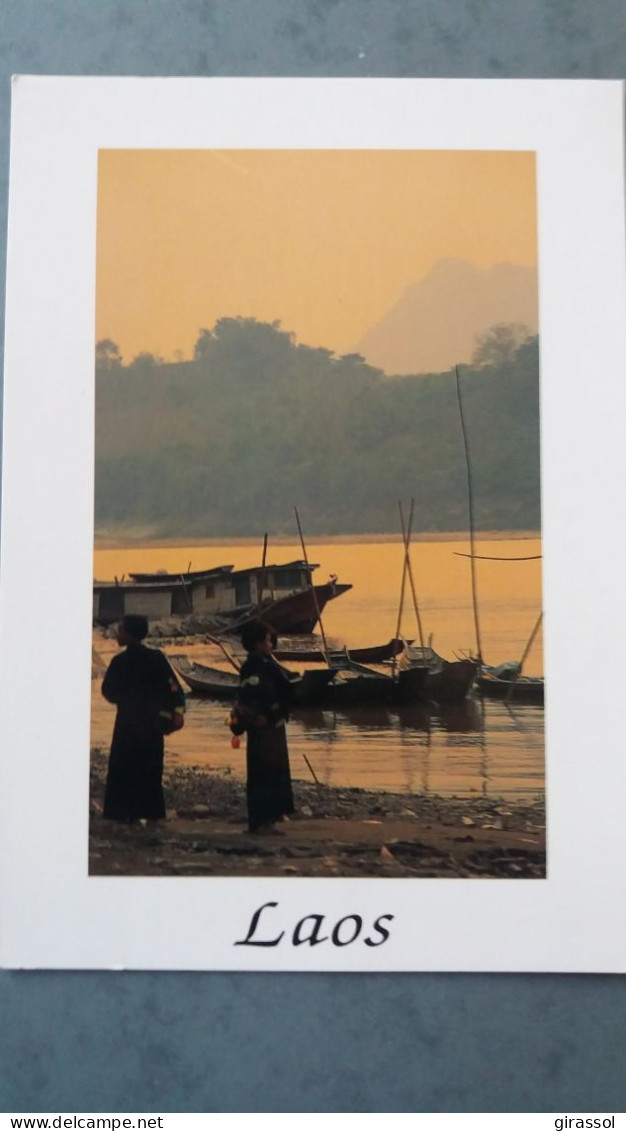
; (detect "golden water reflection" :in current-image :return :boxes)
[91,536,544,801]
[91,677,544,801]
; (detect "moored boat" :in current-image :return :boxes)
[426,658,478,703]
[167,656,239,698]
[94,559,351,634]
[328,662,395,707]
[476,666,544,705]
[325,651,428,706]
[397,644,477,704]
[236,580,352,635]
[169,655,336,706]
[273,637,408,664]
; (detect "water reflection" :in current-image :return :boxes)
[290,706,328,733]
[289,694,542,799]
[91,535,544,801]
[392,701,432,733]
[90,678,544,801]
[333,702,395,730]
[439,699,483,733]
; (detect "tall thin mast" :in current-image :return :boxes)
[505,611,543,702]
[257,532,268,610]
[398,498,425,651]
[294,506,330,665]
[455,365,483,664]
[392,498,414,676]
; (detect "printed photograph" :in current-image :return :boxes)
[89,148,545,881]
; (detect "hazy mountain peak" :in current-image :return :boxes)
[357,259,538,375]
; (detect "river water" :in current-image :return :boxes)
[91,535,544,801]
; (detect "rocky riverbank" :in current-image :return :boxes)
[89,748,545,879]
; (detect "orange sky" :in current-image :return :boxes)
[96,149,537,362]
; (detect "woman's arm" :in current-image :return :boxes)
[101,653,123,704]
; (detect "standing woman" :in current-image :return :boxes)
[102,614,185,822]
[235,620,295,835]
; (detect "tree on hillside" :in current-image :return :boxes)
[193,317,299,382]
[194,317,294,359]
[333,352,384,382]
[129,352,163,371]
[513,333,540,371]
[193,327,214,360]
[471,322,533,369]
[338,352,367,366]
[94,316,541,536]
[96,339,123,369]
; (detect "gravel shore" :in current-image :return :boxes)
[89,747,546,879]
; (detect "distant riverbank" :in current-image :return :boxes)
[94,529,541,550]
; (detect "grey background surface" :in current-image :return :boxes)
[1,1,625,1115]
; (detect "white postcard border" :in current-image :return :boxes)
[1,77,625,971]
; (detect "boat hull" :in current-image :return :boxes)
[322,658,428,707]
[273,637,407,664]
[168,657,240,699]
[399,646,477,704]
[239,582,352,635]
[169,657,336,706]
[424,659,478,704]
[477,674,544,705]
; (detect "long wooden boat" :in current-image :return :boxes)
[170,650,428,708]
[398,644,477,704]
[94,558,351,634]
[168,657,239,698]
[476,672,544,705]
[328,663,394,707]
[273,637,408,664]
[325,651,428,706]
[169,655,336,706]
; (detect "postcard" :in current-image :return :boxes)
[1,77,625,971]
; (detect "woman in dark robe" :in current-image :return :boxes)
[234,620,295,835]
[102,614,185,822]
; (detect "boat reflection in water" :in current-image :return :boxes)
[328,702,395,731]
[436,698,483,733]
[284,694,541,800]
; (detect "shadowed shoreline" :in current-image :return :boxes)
[89,747,546,879]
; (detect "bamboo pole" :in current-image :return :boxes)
[453,552,542,562]
[204,632,242,673]
[505,611,543,703]
[455,365,483,665]
[398,498,426,651]
[294,507,331,665]
[257,532,268,610]
[180,574,193,612]
[392,498,414,676]
[302,751,320,785]
[518,610,543,673]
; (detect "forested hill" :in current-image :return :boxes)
[94,318,541,538]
